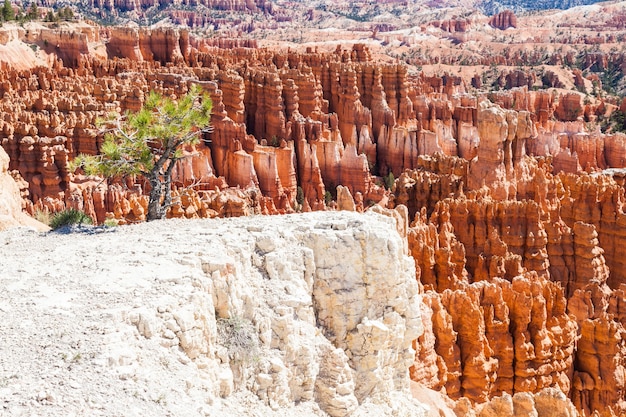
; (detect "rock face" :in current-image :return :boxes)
[408,195,578,404]
[396,152,626,416]
[489,11,517,30]
[0,145,47,230]
[471,388,578,417]
[0,211,427,417]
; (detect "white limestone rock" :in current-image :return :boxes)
[0,211,428,417]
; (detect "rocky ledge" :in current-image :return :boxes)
[0,212,427,417]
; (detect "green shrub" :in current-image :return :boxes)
[384,172,395,190]
[50,209,93,230]
[324,190,333,206]
[103,218,119,228]
[296,186,304,205]
[269,135,280,147]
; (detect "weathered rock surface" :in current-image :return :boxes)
[397,154,626,416]
[0,211,428,417]
[470,388,578,417]
[0,145,47,230]
[489,10,517,30]
[4,24,626,227]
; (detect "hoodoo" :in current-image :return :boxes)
[3,1,626,415]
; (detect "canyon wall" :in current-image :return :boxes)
[392,151,626,416]
[5,25,626,228]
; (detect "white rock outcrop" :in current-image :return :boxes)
[0,211,427,417]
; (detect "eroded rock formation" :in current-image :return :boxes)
[3,20,626,417]
[4,23,626,228]
[0,145,48,230]
[489,10,517,30]
[396,151,626,415]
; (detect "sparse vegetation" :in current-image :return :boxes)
[605,109,626,134]
[103,218,119,228]
[44,7,74,23]
[296,186,304,206]
[383,172,395,191]
[368,161,379,176]
[269,135,280,147]
[565,106,582,122]
[324,190,333,206]
[216,316,258,362]
[481,0,602,15]
[49,209,93,230]
[34,209,51,226]
[27,2,38,20]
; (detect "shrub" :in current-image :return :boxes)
[296,186,304,205]
[324,190,333,206]
[33,209,51,226]
[384,172,395,190]
[368,161,379,176]
[103,218,119,228]
[50,209,93,230]
[217,316,258,362]
[269,135,280,147]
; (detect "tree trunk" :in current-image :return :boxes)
[146,147,173,221]
[147,172,163,221]
[163,160,176,215]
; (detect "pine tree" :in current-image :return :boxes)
[72,85,213,221]
[63,6,73,20]
[2,0,14,21]
[28,2,38,20]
